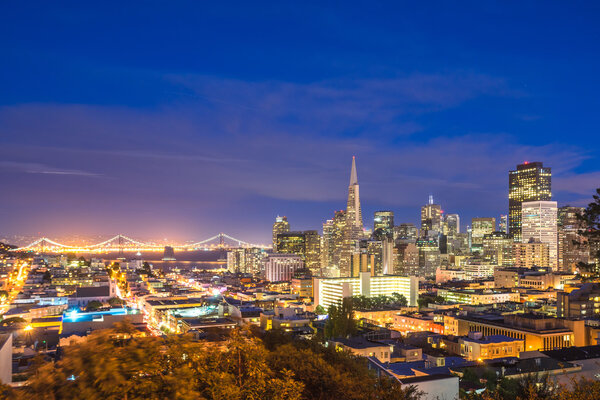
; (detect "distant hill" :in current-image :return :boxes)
[0,242,17,254]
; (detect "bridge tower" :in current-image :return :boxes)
[219,233,225,247]
[118,234,125,259]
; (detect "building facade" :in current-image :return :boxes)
[508,162,551,242]
[521,200,558,270]
[313,272,418,309]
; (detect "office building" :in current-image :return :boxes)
[346,156,363,230]
[508,162,551,242]
[421,196,442,237]
[262,254,304,282]
[276,231,306,257]
[558,206,588,272]
[227,247,267,275]
[340,157,365,276]
[303,230,321,273]
[272,216,290,251]
[417,238,440,277]
[482,231,514,267]
[522,200,558,270]
[445,214,460,236]
[513,240,550,269]
[321,210,347,271]
[395,242,419,276]
[374,211,394,236]
[499,215,508,234]
[471,218,496,253]
[313,272,418,309]
[394,223,418,242]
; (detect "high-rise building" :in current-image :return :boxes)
[304,230,321,273]
[276,230,321,274]
[558,206,588,272]
[417,237,440,277]
[513,239,550,269]
[272,216,290,251]
[482,232,514,267]
[499,215,508,234]
[227,247,267,275]
[262,254,304,282]
[395,242,419,275]
[445,214,460,236]
[508,162,551,242]
[322,210,347,271]
[471,218,496,253]
[522,201,558,270]
[276,232,306,257]
[374,211,394,236]
[339,157,365,276]
[347,156,363,230]
[421,196,442,237]
[394,223,418,242]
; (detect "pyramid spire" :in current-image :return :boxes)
[349,156,358,186]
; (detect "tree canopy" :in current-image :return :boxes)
[5,324,422,400]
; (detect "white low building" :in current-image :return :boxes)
[313,272,418,308]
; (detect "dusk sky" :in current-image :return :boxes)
[1,2,599,244]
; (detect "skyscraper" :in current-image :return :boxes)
[340,157,365,276]
[508,162,551,242]
[471,217,496,253]
[272,216,290,251]
[445,214,460,236]
[558,206,589,272]
[347,156,363,229]
[521,200,558,270]
[276,232,306,257]
[303,230,321,273]
[374,211,394,236]
[421,196,442,237]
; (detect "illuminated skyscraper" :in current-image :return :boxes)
[304,230,321,273]
[340,157,365,276]
[508,162,551,242]
[395,223,418,242]
[498,215,508,234]
[471,217,496,253]
[421,195,442,237]
[482,231,514,267]
[347,156,363,229]
[445,214,460,236]
[522,200,558,270]
[374,211,394,236]
[276,231,306,257]
[272,216,290,251]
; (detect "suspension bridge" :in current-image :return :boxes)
[11,233,269,253]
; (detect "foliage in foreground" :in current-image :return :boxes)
[0,325,421,400]
[461,371,600,400]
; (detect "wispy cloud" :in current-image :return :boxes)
[0,161,103,177]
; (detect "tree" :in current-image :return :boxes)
[85,300,103,312]
[108,297,124,307]
[3,323,424,400]
[578,188,600,270]
[325,297,357,339]
[314,305,327,315]
[392,292,408,307]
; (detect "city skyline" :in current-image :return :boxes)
[2,3,600,242]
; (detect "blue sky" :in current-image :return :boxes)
[1,2,599,243]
